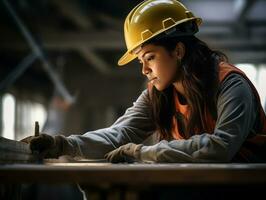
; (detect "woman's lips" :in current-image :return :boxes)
[149,77,157,83]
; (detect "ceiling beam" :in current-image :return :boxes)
[234,0,257,22]
[77,47,114,75]
[233,0,257,36]
[226,51,266,64]
[1,39,265,64]
[51,0,93,30]
[1,31,265,51]
[97,13,123,31]
[2,0,75,104]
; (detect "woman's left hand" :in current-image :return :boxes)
[104,143,143,163]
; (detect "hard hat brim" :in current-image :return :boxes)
[118,50,137,66]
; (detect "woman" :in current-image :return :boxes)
[24,0,266,163]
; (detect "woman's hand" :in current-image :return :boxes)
[21,134,62,158]
[104,143,143,163]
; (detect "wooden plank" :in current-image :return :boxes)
[1,163,266,184]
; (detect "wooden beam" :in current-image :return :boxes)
[1,163,266,184]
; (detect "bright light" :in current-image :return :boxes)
[236,63,266,111]
[2,93,15,139]
[16,101,47,141]
[30,103,47,133]
[236,64,257,86]
[257,65,266,111]
[1,93,47,140]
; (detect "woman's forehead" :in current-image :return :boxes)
[136,44,162,57]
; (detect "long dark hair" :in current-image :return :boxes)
[146,35,227,140]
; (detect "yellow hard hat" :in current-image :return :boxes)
[118,0,202,66]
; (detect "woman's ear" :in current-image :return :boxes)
[175,42,185,60]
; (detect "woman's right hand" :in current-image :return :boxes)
[21,134,62,158]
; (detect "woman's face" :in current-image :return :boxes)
[136,43,183,91]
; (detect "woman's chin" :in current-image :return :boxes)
[154,84,165,91]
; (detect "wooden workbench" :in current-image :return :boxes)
[1,163,266,200]
[1,163,266,185]
[2,137,266,199]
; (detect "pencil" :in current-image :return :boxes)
[35,121,39,137]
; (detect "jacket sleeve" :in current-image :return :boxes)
[65,89,155,159]
[139,73,258,163]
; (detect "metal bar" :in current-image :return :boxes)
[0,53,37,92]
[234,0,257,22]
[78,47,112,75]
[2,0,75,104]
[233,0,257,37]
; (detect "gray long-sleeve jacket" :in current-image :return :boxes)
[64,73,259,163]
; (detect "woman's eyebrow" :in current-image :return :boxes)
[141,51,153,58]
[138,50,154,62]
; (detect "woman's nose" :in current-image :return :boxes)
[142,62,150,75]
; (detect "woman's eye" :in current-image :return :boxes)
[147,55,155,61]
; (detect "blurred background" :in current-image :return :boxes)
[0,0,266,141]
[0,0,266,199]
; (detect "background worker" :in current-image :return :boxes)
[23,0,266,163]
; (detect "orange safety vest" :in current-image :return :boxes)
[175,62,266,162]
[149,62,266,162]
